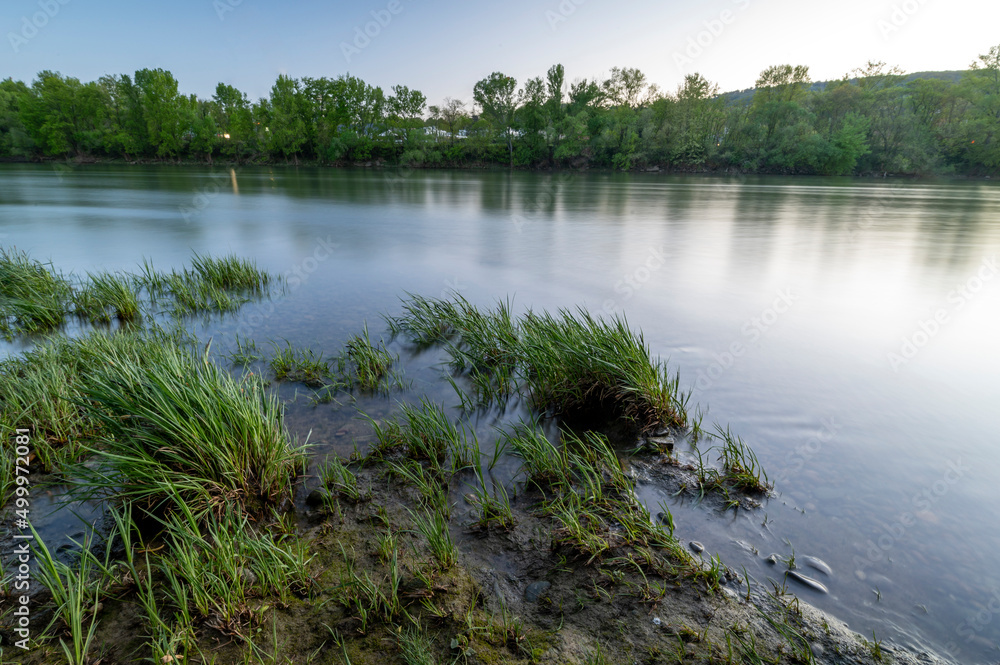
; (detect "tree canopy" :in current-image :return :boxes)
[3,48,1000,176]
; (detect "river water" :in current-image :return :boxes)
[1,164,999,662]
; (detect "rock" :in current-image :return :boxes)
[802,555,832,576]
[689,541,704,554]
[810,642,824,657]
[305,488,328,507]
[787,570,829,594]
[524,581,551,603]
[647,436,674,452]
[652,617,662,626]
[335,428,348,437]
[237,567,258,586]
[765,553,779,565]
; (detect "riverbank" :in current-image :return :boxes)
[3,154,981,180]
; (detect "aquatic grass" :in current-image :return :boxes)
[189,252,271,293]
[485,597,527,651]
[505,425,572,490]
[0,453,13,509]
[387,459,449,516]
[342,324,399,391]
[164,271,244,314]
[385,293,465,346]
[0,247,73,335]
[138,254,273,316]
[518,308,687,432]
[0,343,87,472]
[336,548,407,632]
[73,270,141,324]
[320,455,366,503]
[410,506,458,569]
[468,465,515,532]
[0,328,189,475]
[387,295,688,433]
[269,342,330,386]
[369,399,472,470]
[509,426,687,566]
[549,495,613,563]
[713,424,772,493]
[76,343,305,518]
[158,502,313,639]
[228,334,263,366]
[376,529,398,565]
[31,525,101,665]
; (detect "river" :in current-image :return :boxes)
[1,164,999,662]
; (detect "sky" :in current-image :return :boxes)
[1,0,999,107]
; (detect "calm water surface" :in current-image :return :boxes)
[2,164,999,662]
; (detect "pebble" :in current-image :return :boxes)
[237,567,258,586]
[765,554,779,565]
[647,436,675,452]
[810,643,824,657]
[335,428,348,437]
[689,541,704,554]
[652,617,662,626]
[802,555,833,576]
[524,581,551,603]
[787,570,829,594]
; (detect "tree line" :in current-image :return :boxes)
[1,46,999,175]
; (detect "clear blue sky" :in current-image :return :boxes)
[2,0,998,107]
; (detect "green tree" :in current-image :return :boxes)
[473,72,518,167]
[428,97,467,144]
[0,78,33,156]
[212,82,253,161]
[267,74,307,162]
[134,68,184,158]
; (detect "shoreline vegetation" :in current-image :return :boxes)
[0,251,951,664]
[2,48,1000,177]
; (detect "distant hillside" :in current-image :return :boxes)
[720,70,967,103]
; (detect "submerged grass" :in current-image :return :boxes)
[269,342,330,386]
[388,294,688,433]
[2,249,277,338]
[341,324,399,392]
[189,253,271,293]
[369,398,476,471]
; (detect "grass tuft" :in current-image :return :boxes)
[0,246,72,336]
[76,343,305,518]
[269,342,330,386]
[73,271,141,324]
[387,294,688,433]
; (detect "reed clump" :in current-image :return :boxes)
[0,328,185,476]
[387,294,688,433]
[77,343,305,518]
[0,247,73,336]
[72,271,141,324]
